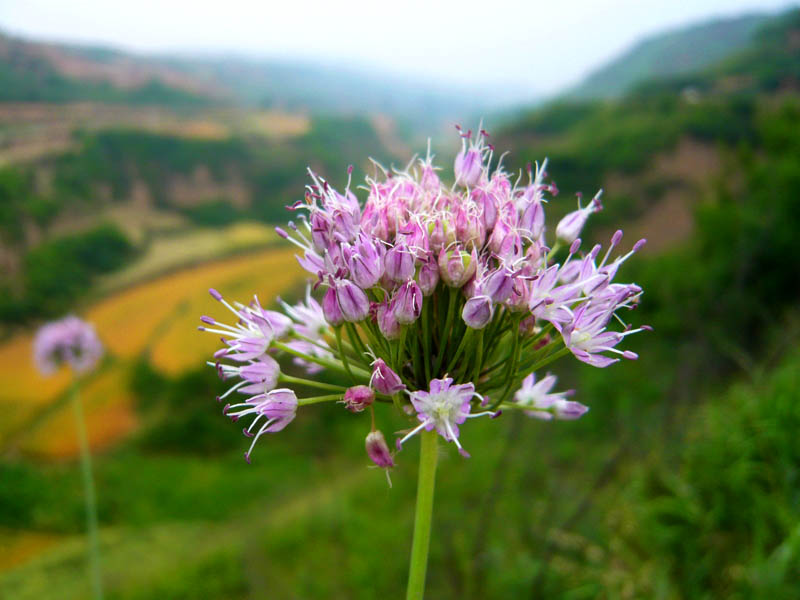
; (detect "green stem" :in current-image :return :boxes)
[406,430,439,600]
[446,329,473,374]
[433,289,457,376]
[71,379,103,600]
[334,327,356,382]
[278,374,347,392]
[422,300,432,383]
[297,394,343,406]
[274,341,371,380]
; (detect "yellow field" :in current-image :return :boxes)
[19,364,137,458]
[97,222,278,294]
[0,245,305,455]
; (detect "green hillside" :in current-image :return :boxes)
[569,13,768,99]
[0,116,392,327]
[0,33,210,105]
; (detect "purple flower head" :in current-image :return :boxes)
[514,373,586,420]
[370,358,405,395]
[224,388,298,463]
[344,385,375,413]
[556,190,603,244]
[392,280,423,325]
[206,126,649,461]
[427,218,455,253]
[398,377,495,457]
[34,316,103,376]
[365,429,395,470]
[246,296,293,339]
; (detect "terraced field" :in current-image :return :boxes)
[0,245,304,458]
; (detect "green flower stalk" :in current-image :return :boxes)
[34,316,104,599]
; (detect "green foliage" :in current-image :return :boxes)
[611,351,800,598]
[0,224,134,321]
[0,166,35,242]
[180,199,242,226]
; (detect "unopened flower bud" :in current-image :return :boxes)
[519,199,545,239]
[438,247,477,288]
[377,301,402,340]
[392,280,422,324]
[483,267,514,304]
[454,147,483,187]
[556,191,603,244]
[323,287,344,326]
[344,385,375,413]
[371,359,405,395]
[462,295,493,329]
[552,400,589,420]
[348,235,384,289]
[335,280,370,322]
[365,430,395,468]
[418,256,439,296]
[420,164,440,191]
[384,244,415,282]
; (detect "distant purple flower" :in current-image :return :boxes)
[34,316,103,375]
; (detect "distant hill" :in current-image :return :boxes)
[0,31,493,124]
[0,32,216,105]
[568,13,769,100]
[162,55,494,124]
[496,8,800,245]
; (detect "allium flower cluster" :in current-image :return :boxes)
[34,316,104,376]
[201,127,648,467]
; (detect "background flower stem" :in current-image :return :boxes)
[406,429,439,600]
[71,378,103,600]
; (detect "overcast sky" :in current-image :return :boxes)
[0,0,794,97]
